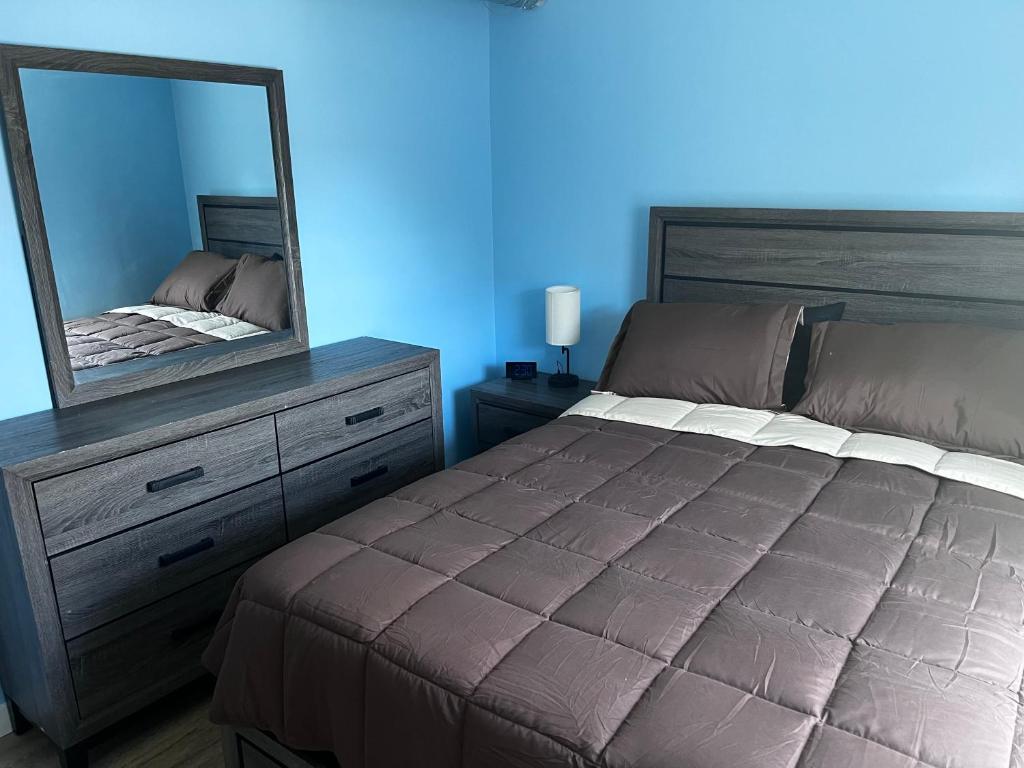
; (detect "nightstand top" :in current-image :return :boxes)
[471,373,597,418]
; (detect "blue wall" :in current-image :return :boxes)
[489,0,1024,380]
[0,0,495,463]
[19,70,193,319]
[171,79,277,248]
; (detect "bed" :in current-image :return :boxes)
[205,207,1024,768]
[63,196,286,372]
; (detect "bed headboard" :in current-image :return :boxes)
[197,195,283,259]
[648,207,1024,329]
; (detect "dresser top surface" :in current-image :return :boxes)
[0,336,437,472]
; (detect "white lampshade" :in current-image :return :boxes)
[545,285,580,346]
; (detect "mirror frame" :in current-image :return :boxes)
[0,44,308,408]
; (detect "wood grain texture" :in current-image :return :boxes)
[52,479,285,639]
[66,565,247,720]
[0,337,444,758]
[0,44,308,408]
[664,225,1024,302]
[200,197,283,249]
[648,207,1024,328]
[662,279,1024,329]
[0,472,78,746]
[428,353,446,468]
[282,419,436,539]
[36,417,280,555]
[475,404,550,448]
[276,368,432,472]
[470,373,597,419]
[0,337,437,479]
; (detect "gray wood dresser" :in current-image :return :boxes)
[0,336,443,767]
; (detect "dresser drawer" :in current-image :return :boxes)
[476,403,551,447]
[283,419,436,539]
[276,369,432,472]
[67,563,246,720]
[36,417,280,555]
[52,479,285,639]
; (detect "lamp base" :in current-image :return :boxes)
[548,372,580,389]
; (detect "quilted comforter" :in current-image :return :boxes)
[65,304,268,371]
[204,408,1024,768]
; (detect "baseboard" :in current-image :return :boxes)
[0,700,11,738]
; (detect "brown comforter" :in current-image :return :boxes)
[65,311,223,370]
[204,415,1024,768]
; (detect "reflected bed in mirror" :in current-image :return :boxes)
[0,46,307,407]
[66,196,292,382]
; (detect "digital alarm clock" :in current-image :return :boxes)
[505,361,538,381]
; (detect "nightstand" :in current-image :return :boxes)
[470,373,597,452]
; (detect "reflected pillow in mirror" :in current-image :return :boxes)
[215,253,290,331]
[151,250,238,312]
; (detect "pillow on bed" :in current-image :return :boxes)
[794,320,1024,459]
[781,301,846,409]
[215,253,290,331]
[597,300,803,410]
[151,250,237,312]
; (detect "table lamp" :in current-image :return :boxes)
[546,285,580,388]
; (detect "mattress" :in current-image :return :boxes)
[64,303,269,371]
[204,401,1024,768]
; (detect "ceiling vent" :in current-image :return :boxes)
[488,0,545,9]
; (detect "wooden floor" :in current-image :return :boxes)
[0,682,221,768]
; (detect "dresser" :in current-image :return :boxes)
[0,337,443,767]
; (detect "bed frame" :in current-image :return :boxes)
[648,207,1024,327]
[220,204,1024,768]
[198,195,285,259]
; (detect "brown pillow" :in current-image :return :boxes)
[598,301,803,410]
[151,250,237,311]
[214,253,290,331]
[794,321,1024,459]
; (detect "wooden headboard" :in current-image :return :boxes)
[648,207,1024,329]
[197,195,283,259]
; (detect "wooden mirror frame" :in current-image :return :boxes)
[0,45,308,408]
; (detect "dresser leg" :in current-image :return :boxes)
[5,698,32,735]
[58,743,88,768]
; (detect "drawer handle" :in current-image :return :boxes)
[158,537,215,568]
[146,466,204,493]
[170,610,222,644]
[345,407,383,426]
[351,465,388,487]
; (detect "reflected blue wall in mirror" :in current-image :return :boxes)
[20,70,194,319]
[19,70,276,321]
[171,80,276,247]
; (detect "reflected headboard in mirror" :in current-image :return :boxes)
[0,44,307,408]
[199,195,283,259]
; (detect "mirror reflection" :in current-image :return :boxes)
[19,69,290,381]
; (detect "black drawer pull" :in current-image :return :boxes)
[351,465,388,487]
[146,466,204,493]
[345,406,383,426]
[158,537,215,568]
[170,610,222,644]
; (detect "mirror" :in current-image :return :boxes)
[0,46,307,407]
